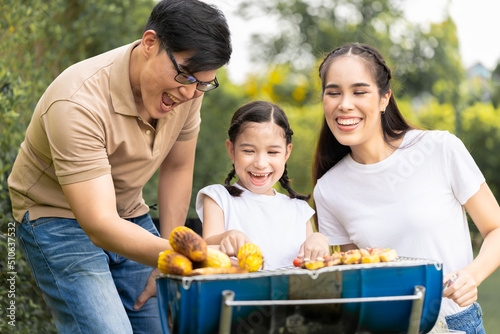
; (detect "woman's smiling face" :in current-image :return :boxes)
[322,56,390,151]
[226,121,292,196]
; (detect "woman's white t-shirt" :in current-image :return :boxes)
[314,130,485,316]
[196,183,314,270]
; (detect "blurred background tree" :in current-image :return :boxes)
[235,0,464,103]
[490,61,500,108]
[2,0,500,332]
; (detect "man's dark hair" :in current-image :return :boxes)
[145,0,232,73]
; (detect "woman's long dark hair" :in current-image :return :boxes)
[312,43,414,184]
[225,101,310,201]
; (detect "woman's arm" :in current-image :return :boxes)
[443,182,500,307]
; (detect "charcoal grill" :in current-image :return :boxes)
[156,257,443,334]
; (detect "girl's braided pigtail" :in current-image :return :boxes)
[224,165,243,197]
[279,165,311,201]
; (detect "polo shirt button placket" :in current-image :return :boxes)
[145,129,151,135]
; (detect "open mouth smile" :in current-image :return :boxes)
[248,172,272,185]
[337,117,361,126]
[250,172,270,177]
[161,93,181,110]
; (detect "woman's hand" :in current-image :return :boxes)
[298,232,330,260]
[219,230,251,257]
[442,270,478,307]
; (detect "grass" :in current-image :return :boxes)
[478,266,500,333]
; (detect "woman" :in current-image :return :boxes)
[312,43,500,333]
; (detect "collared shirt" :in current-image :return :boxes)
[8,40,202,222]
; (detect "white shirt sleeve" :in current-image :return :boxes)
[195,184,228,223]
[444,133,485,205]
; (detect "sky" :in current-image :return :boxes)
[207,0,500,84]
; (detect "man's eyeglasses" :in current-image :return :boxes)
[161,39,219,92]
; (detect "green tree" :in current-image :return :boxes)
[279,102,324,197]
[461,103,500,199]
[491,61,500,109]
[237,0,404,68]
[409,98,456,132]
[236,1,465,108]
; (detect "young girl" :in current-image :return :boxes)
[196,101,329,270]
[312,43,500,333]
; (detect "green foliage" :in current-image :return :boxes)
[404,18,464,104]
[238,0,404,65]
[478,257,500,333]
[461,104,500,199]
[491,61,500,109]
[411,98,456,132]
[276,102,324,197]
[236,0,465,107]
[0,70,27,224]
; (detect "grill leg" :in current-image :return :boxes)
[219,290,235,334]
[407,286,426,334]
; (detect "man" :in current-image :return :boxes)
[8,0,231,333]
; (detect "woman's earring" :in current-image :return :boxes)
[381,109,386,114]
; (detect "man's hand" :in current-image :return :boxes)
[134,268,160,310]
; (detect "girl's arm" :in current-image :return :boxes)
[201,196,251,257]
[443,182,500,307]
[298,220,330,260]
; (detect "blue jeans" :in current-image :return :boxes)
[17,212,163,334]
[446,302,485,334]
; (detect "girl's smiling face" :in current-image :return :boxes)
[322,56,390,155]
[226,121,292,196]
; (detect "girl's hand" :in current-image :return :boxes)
[442,270,478,307]
[219,230,251,257]
[299,232,330,260]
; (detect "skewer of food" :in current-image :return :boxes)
[293,247,398,270]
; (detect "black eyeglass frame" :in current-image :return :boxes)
[160,39,219,92]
